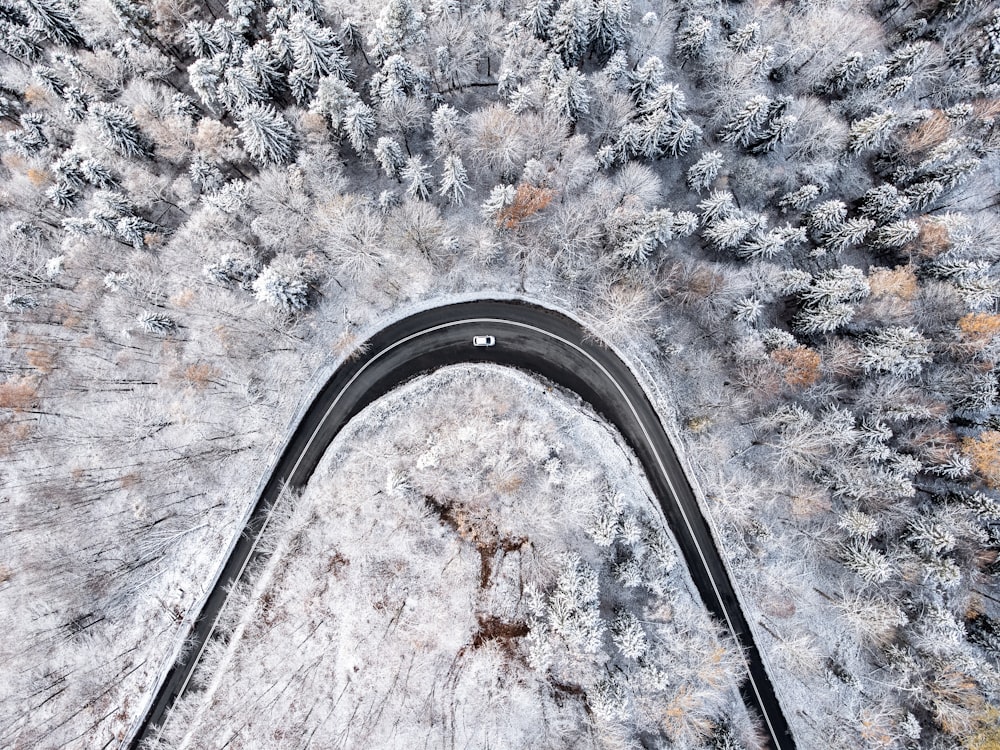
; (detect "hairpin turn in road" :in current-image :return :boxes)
[127,299,795,750]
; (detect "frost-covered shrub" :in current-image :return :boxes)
[251,255,312,311]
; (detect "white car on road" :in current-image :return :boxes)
[472,335,495,347]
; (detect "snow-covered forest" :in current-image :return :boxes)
[156,365,754,748]
[0,0,998,747]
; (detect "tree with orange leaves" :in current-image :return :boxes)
[771,346,822,388]
[962,431,1000,489]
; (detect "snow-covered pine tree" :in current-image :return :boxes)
[431,103,462,157]
[860,183,910,223]
[480,184,516,222]
[288,12,351,84]
[611,611,647,659]
[841,540,893,585]
[629,55,664,103]
[521,0,558,41]
[19,0,83,47]
[590,0,630,57]
[548,0,592,66]
[807,199,848,235]
[343,102,375,154]
[188,56,224,109]
[686,150,722,193]
[704,215,755,251]
[236,103,297,165]
[222,66,267,110]
[438,154,469,205]
[676,14,711,61]
[748,114,797,155]
[367,0,426,63]
[252,255,311,311]
[374,136,406,179]
[547,66,590,122]
[819,52,865,95]
[138,312,178,335]
[0,19,44,61]
[728,20,760,54]
[848,110,896,154]
[718,95,772,147]
[91,103,152,158]
[858,326,932,378]
[822,216,875,254]
[403,155,433,200]
[309,76,362,131]
[778,184,821,212]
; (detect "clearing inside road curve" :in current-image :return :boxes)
[157,364,760,749]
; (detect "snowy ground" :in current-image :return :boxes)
[155,364,755,750]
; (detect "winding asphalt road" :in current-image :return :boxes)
[127,299,795,750]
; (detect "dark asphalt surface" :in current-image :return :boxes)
[127,299,795,750]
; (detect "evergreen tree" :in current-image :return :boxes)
[841,540,893,584]
[848,111,896,154]
[252,256,311,311]
[732,295,764,324]
[189,155,225,193]
[189,56,224,109]
[19,0,83,47]
[91,103,152,158]
[547,66,590,122]
[374,136,406,179]
[236,103,297,165]
[676,14,711,61]
[186,19,222,57]
[115,215,158,249]
[819,52,865,95]
[343,102,375,154]
[704,215,755,251]
[403,155,433,200]
[431,103,462,157]
[138,313,177,335]
[438,154,469,205]
[859,326,932,378]
[698,190,737,225]
[822,216,875,254]
[590,0,630,57]
[800,265,870,306]
[242,42,283,94]
[611,611,647,659]
[687,150,722,192]
[807,199,848,234]
[728,20,760,54]
[521,0,558,41]
[46,181,78,209]
[480,183,516,222]
[222,65,267,110]
[289,12,351,86]
[548,0,592,66]
[589,676,628,722]
[0,19,44,61]
[369,53,424,105]
[748,114,797,155]
[6,112,48,156]
[367,0,426,62]
[638,82,686,118]
[859,184,910,223]
[629,56,664,103]
[718,95,772,147]
[309,76,362,131]
[778,184,821,212]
